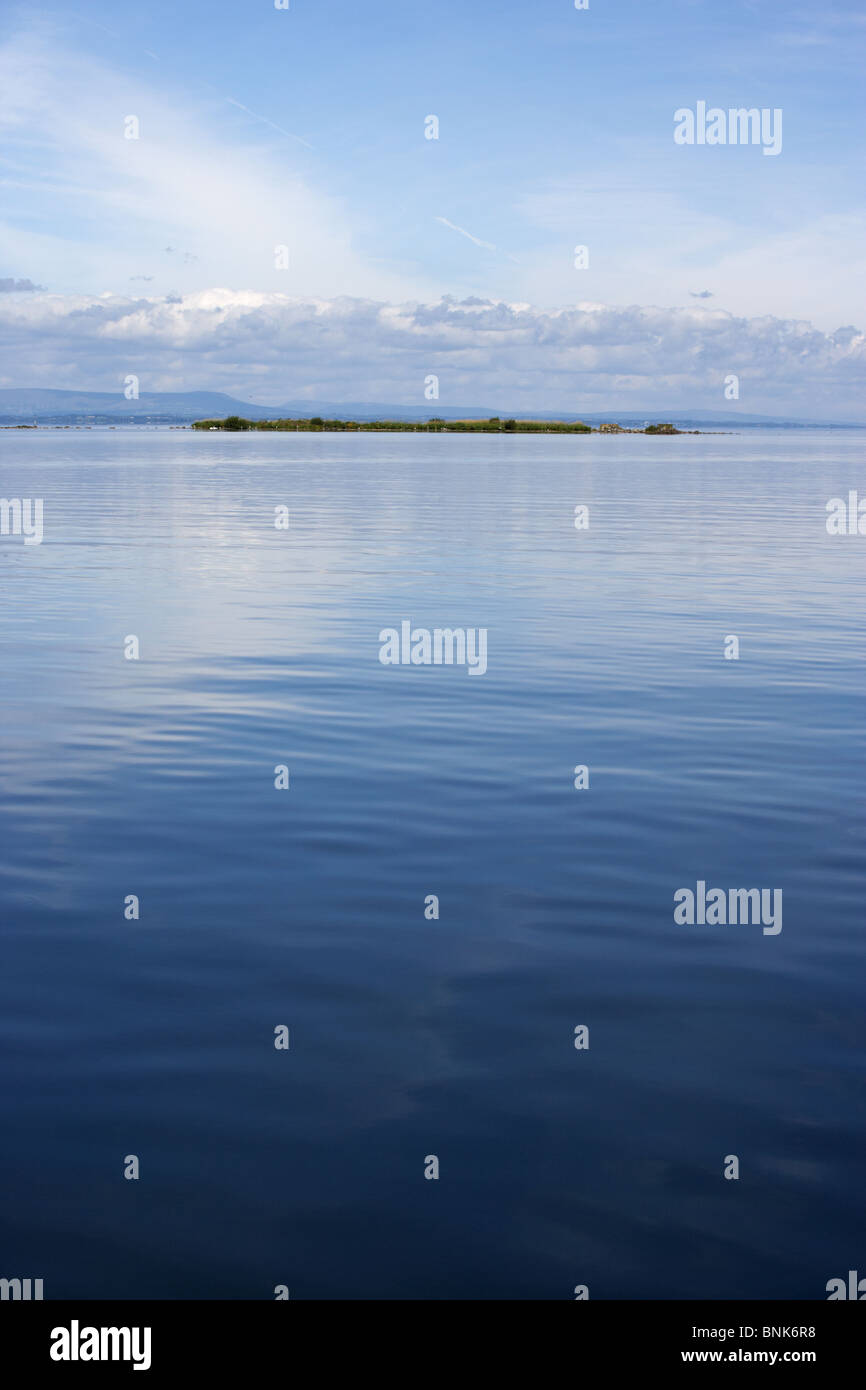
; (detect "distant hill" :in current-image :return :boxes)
[0,389,277,423]
[0,388,862,428]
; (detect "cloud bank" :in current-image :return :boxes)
[0,288,863,418]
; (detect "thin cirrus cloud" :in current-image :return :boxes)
[1,288,864,418]
[0,26,427,304]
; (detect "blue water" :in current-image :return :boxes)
[1,427,864,1299]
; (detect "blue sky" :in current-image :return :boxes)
[1,1,864,415]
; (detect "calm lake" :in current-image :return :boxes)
[1,427,864,1299]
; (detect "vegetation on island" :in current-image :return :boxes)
[192,416,688,435]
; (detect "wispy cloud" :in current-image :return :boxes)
[0,26,421,302]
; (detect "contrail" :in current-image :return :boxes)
[436,216,519,262]
[226,98,314,150]
[436,216,497,251]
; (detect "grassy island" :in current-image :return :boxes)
[192,416,689,434]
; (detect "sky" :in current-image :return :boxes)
[0,1,865,417]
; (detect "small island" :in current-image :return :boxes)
[192,416,692,434]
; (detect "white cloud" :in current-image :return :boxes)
[0,26,426,303]
[1,287,863,418]
[513,184,866,333]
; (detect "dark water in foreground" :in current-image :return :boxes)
[1,427,864,1300]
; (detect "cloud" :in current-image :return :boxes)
[513,184,866,334]
[1,287,863,418]
[0,25,426,303]
[690,290,713,299]
[0,276,43,292]
[1,20,863,338]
